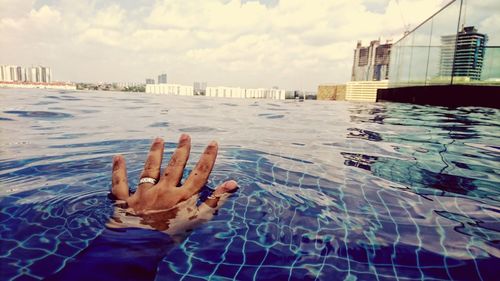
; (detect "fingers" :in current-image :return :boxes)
[139,137,164,188]
[182,141,218,198]
[203,180,238,208]
[160,134,191,187]
[111,155,129,200]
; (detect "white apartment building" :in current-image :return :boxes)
[145,84,286,100]
[1,65,15,82]
[115,82,142,88]
[206,86,244,98]
[0,65,52,83]
[206,86,286,100]
[145,83,194,96]
[346,80,389,102]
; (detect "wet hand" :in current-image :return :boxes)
[109,134,237,234]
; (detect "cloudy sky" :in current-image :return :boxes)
[1,0,494,90]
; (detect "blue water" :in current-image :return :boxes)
[0,88,499,281]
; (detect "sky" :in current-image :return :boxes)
[1,0,494,90]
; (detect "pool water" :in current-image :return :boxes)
[0,88,498,281]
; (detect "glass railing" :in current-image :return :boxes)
[388,0,500,87]
[476,47,500,85]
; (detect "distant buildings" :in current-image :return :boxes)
[1,65,52,83]
[0,64,75,89]
[146,83,286,100]
[0,81,75,90]
[157,74,167,84]
[115,82,142,87]
[338,39,392,102]
[145,78,155,84]
[206,86,243,98]
[351,40,392,81]
[290,90,316,100]
[317,85,346,101]
[440,26,487,81]
[193,82,207,95]
[206,86,286,100]
[146,83,194,96]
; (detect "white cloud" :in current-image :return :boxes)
[0,5,61,30]
[93,4,126,29]
[78,28,122,46]
[0,0,494,90]
[0,0,36,18]
[146,0,268,32]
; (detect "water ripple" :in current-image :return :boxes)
[3,110,73,120]
[0,89,498,280]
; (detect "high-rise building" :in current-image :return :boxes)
[35,66,41,82]
[25,66,35,82]
[439,26,487,80]
[47,67,52,82]
[0,65,22,81]
[1,65,52,83]
[16,66,25,82]
[158,74,167,84]
[9,66,16,81]
[40,66,52,83]
[145,78,155,84]
[0,65,14,81]
[27,67,37,82]
[351,40,392,81]
[1,65,7,81]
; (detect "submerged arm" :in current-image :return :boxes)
[45,134,237,281]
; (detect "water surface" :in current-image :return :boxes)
[0,89,499,280]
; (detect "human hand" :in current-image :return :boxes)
[108,134,237,236]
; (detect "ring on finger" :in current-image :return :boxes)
[207,193,222,200]
[139,177,158,185]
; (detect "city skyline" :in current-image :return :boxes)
[0,64,52,83]
[1,0,498,91]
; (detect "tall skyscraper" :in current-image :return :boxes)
[439,26,487,80]
[158,73,167,84]
[16,66,25,82]
[1,65,14,81]
[0,65,22,81]
[40,66,52,83]
[9,66,16,81]
[35,66,41,82]
[28,67,37,82]
[351,40,392,81]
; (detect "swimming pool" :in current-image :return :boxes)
[0,88,498,280]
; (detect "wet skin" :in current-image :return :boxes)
[109,134,238,237]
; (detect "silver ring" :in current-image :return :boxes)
[207,194,222,200]
[139,177,158,185]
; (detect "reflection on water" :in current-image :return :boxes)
[0,88,499,280]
